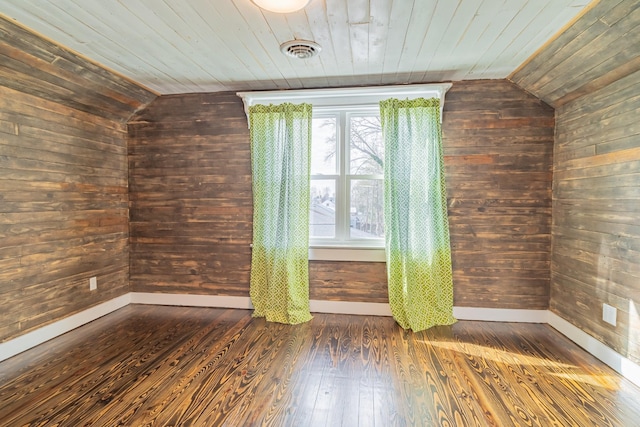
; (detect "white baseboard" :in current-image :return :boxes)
[454,307,548,323]
[3,293,639,390]
[131,293,547,321]
[0,294,130,363]
[310,300,392,316]
[131,293,394,316]
[130,292,253,309]
[547,312,640,389]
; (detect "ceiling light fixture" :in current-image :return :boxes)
[250,0,311,13]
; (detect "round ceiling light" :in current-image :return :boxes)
[280,40,321,59]
[251,0,311,13]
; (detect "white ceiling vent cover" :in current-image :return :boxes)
[280,40,321,59]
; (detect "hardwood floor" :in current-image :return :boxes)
[1,306,639,426]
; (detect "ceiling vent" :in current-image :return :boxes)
[280,40,321,59]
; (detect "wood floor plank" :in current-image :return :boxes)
[1,306,639,426]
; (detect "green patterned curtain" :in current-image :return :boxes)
[380,98,456,332]
[249,103,313,325]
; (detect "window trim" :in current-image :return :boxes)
[308,246,386,262]
[237,83,452,125]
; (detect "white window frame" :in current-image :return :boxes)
[237,83,452,261]
[309,107,385,253]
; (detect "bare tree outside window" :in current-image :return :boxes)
[350,116,384,239]
[350,116,384,175]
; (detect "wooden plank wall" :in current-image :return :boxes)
[511,0,640,364]
[128,80,554,309]
[552,72,640,364]
[0,16,156,342]
[128,93,252,296]
[444,81,554,308]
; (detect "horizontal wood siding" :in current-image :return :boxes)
[0,16,156,342]
[443,80,554,308]
[128,93,253,296]
[551,71,640,364]
[512,0,640,364]
[128,80,554,309]
[309,261,388,303]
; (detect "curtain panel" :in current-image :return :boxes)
[380,98,456,332]
[249,103,313,324]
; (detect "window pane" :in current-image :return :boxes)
[311,117,337,175]
[350,179,384,239]
[310,179,336,238]
[350,116,383,175]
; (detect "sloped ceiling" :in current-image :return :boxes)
[510,0,640,108]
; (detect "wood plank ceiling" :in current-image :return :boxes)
[1,0,592,94]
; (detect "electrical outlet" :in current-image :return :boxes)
[89,276,97,291]
[603,303,617,326]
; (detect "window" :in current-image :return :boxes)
[310,110,385,249]
[237,83,452,261]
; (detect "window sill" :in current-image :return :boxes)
[308,246,385,262]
